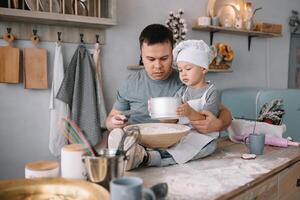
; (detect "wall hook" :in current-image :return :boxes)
[31,29,39,43]
[6,28,12,39]
[96,34,99,43]
[33,29,37,36]
[57,32,62,41]
[80,33,84,43]
[7,27,11,34]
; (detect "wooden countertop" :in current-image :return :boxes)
[126,138,300,200]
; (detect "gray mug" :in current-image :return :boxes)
[110,176,156,200]
[244,133,265,155]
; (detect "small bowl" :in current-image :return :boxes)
[125,123,190,149]
[149,97,181,120]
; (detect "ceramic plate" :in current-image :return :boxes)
[25,0,37,11]
[39,0,61,13]
[218,5,236,28]
[150,114,179,120]
[214,0,245,19]
[65,0,73,14]
[207,0,216,17]
[25,0,60,12]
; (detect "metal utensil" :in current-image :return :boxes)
[84,127,140,190]
[121,110,148,118]
[117,125,140,153]
[84,149,125,190]
[150,182,168,200]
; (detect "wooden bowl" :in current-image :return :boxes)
[125,123,191,149]
[0,178,110,200]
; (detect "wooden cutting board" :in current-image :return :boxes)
[24,36,48,89]
[0,33,20,83]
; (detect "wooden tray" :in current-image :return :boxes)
[0,33,20,83]
[24,36,48,89]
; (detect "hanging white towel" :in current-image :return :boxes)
[93,43,107,128]
[49,42,68,156]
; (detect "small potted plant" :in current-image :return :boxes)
[257,99,285,125]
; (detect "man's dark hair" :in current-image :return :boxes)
[139,24,174,49]
[138,24,174,65]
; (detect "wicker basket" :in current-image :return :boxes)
[209,60,230,70]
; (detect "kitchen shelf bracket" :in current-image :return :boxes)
[248,35,258,51]
[209,30,220,45]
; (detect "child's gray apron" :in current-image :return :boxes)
[167,84,219,164]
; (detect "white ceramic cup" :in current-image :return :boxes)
[110,176,156,200]
[197,16,211,26]
[148,97,181,120]
[61,144,87,180]
[25,160,59,179]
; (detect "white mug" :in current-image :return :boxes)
[61,144,87,180]
[25,160,59,178]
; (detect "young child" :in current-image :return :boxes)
[173,39,220,130]
[165,40,220,164]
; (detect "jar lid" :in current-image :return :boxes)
[62,144,85,152]
[25,160,59,171]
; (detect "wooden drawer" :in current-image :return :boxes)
[278,161,300,200]
[232,174,278,200]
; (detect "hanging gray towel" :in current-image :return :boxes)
[56,45,101,146]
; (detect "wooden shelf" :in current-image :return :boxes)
[0,0,117,44]
[192,24,282,51]
[208,69,233,73]
[0,7,116,28]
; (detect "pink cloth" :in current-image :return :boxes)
[227,119,286,143]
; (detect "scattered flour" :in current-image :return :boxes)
[127,152,290,200]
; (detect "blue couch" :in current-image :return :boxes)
[221,88,300,142]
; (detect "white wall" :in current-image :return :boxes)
[0,0,299,179]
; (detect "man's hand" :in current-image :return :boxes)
[106,109,128,131]
[190,110,221,133]
[190,104,233,134]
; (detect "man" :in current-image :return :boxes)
[106,24,232,170]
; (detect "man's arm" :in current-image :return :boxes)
[105,108,128,131]
[190,104,232,133]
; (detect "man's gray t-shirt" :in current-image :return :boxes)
[113,69,182,124]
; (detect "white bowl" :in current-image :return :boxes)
[148,97,181,120]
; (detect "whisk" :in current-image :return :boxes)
[60,118,98,156]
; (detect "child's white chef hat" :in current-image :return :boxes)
[173,40,213,69]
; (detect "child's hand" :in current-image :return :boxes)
[177,102,206,121]
[176,102,193,117]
